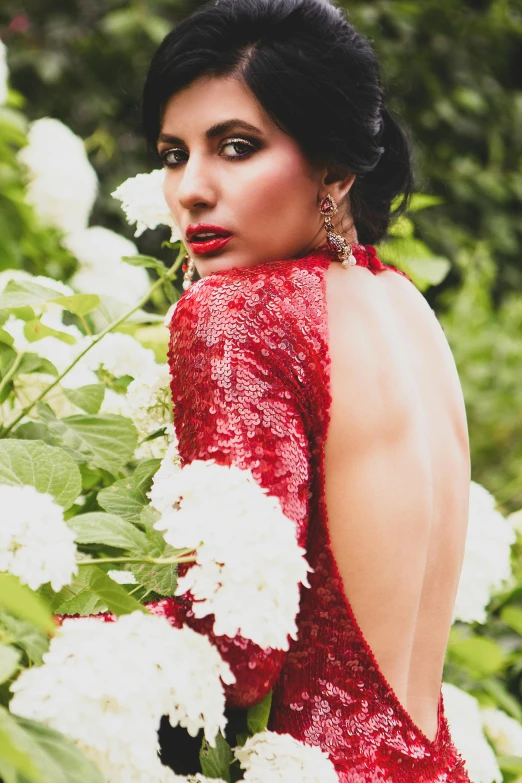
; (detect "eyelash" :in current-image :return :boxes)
[160,138,257,168]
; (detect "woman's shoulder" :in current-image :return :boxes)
[167,249,332,341]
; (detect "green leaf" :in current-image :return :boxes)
[12,422,55,445]
[133,459,162,497]
[200,731,233,782]
[0,439,82,509]
[408,193,444,212]
[497,755,522,774]
[247,689,272,735]
[97,460,158,523]
[376,238,451,289]
[23,320,76,345]
[0,613,49,666]
[67,511,148,552]
[91,296,134,326]
[0,708,106,783]
[50,294,100,317]
[139,504,161,531]
[500,606,522,636]
[388,216,415,239]
[121,254,166,273]
[0,574,55,635]
[17,353,58,377]
[0,717,41,782]
[0,280,64,311]
[62,384,105,414]
[49,567,107,616]
[482,677,522,722]
[448,636,505,678]
[0,327,14,347]
[83,566,148,616]
[98,478,144,523]
[130,530,178,597]
[0,646,21,685]
[53,590,107,617]
[45,414,138,474]
[405,256,451,286]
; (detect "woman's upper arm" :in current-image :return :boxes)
[164,280,312,706]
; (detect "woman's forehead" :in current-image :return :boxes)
[159,75,272,140]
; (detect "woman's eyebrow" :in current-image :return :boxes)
[157,119,264,148]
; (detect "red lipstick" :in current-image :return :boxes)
[186,223,233,255]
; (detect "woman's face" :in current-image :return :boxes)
[158,74,355,277]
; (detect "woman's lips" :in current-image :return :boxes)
[187,235,233,255]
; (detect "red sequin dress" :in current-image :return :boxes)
[159,244,470,781]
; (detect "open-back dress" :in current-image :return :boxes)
[155,242,472,782]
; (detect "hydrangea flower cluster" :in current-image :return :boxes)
[481,706,522,757]
[9,611,234,783]
[149,458,312,650]
[234,731,338,783]
[0,484,77,591]
[63,225,150,307]
[453,480,516,624]
[111,169,180,242]
[126,363,176,458]
[81,331,158,380]
[17,117,98,235]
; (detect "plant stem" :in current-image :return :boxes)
[78,554,196,566]
[1,247,185,437]
[0,351,25,399]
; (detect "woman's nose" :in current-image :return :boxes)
[176,154,216,210]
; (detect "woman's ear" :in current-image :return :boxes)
[320,167,356,205]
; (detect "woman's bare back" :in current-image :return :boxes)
[324,261,471,743]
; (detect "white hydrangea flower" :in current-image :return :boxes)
[63,226,150,306]
[100,389,133,418]
[147,620,235,742]
[17,118,98,235]
[126,363,173,434]
[442,683,502,783]
[147,441,182,514]
[126,364,176,458]
[0,40,8,105]
[107,570,137,585]
[453,481,516,624]
[10,612,233,783]
[150,460,312,649]
[481,706,522,757]
[0,484,78,591]
[234,731,338,783]
[111,169,180,242]
[80,332,157,379]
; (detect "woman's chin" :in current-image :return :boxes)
[195,251,257,277]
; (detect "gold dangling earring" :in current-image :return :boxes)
[319,193,357,268]
[182,254,195,290]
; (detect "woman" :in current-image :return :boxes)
[142,0,472,779]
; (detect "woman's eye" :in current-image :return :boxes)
[160,138,255,168]
[161,149,186,167]
[220,139,255,158]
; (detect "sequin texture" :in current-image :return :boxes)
[163,244,468,781]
